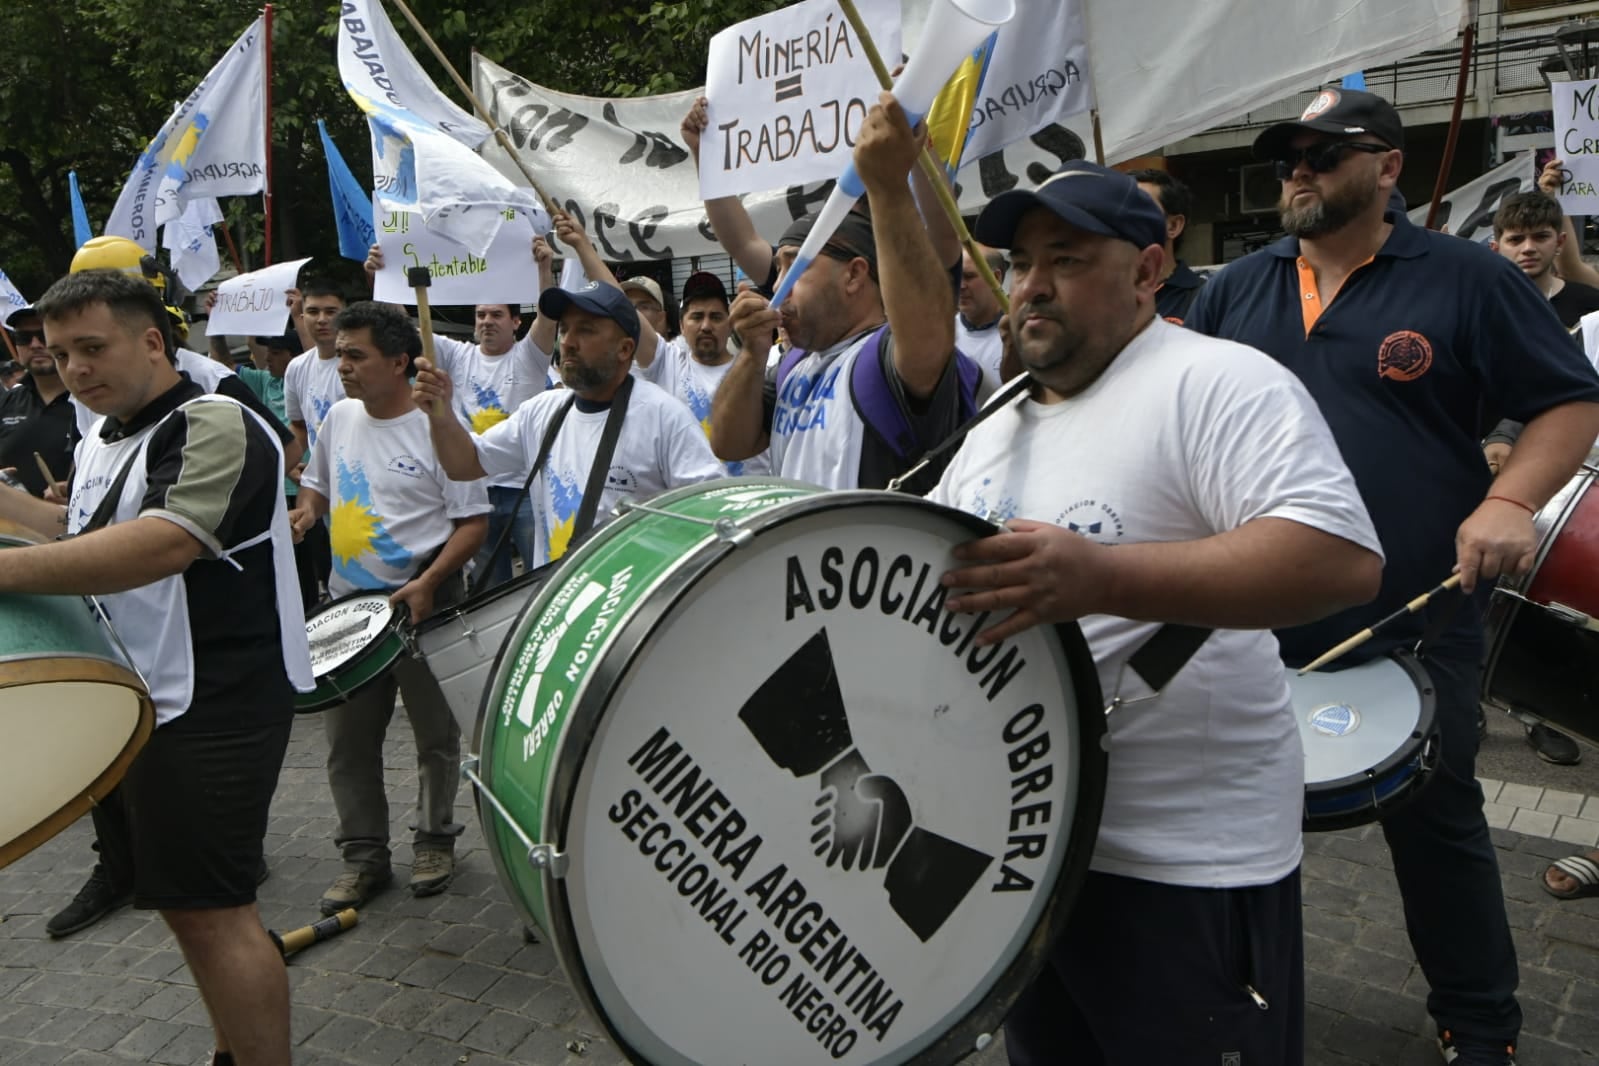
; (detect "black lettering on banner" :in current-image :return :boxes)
[1024,123,1088,185]
[628,205,673,260]
[1447,178,1529,242]
[590,202,628,260]
[603,103,689,169]
[505,102,589,153]
[786,180,834,221]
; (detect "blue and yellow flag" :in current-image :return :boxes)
[925,33,998,180]
[318,120,376,263]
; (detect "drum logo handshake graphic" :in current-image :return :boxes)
[738,628,994,942]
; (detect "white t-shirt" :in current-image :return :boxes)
[473,377,725,567]
[301,399,490,597]
[638,335,772,477]
[954,314,1004,400]
[432,333,552,488]
[769,329,876,490]
[928,318,1383,889]
[283,348,344,447]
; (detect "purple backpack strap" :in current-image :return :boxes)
[774,346,809,392]
[850,328,982,460]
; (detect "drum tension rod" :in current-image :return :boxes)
[459,757,570,878]
[613,499,754,546]
[1495,588,1599,632]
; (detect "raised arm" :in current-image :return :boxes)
[551,211,663,367]
[529,235,559,358]
[854,93,956,399]
[683,95,777,283]
[709,287,778,462]
[413,358,489,481]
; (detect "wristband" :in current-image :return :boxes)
[1485,494,1535,516]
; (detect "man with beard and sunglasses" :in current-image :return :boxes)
[1186,89,1599,1066]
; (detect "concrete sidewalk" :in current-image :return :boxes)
[1,714,1597,1065]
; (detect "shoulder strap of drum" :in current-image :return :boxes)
[79,440,147,535]
[470,392,577,595]
[573,373,634,542]
[885,373,1032,493]
[1125,623,1213,696]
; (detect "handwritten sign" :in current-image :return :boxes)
[208,258,311,335]
[371,199,540,306]
[1554,79,1599,213]
[700,0,899,200]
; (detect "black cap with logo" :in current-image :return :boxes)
[1254,89,1405,161]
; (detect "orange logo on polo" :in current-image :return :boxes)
[1377,330,1433,382]
[1302,90,1341,120]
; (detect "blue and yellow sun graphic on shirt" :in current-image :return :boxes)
[546,469,584,560]
[309,395,336,444]
[469,381,509,434]
[681,379,742,475]
[331,458,414,588]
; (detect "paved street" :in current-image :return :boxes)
[2,709,1598,1065]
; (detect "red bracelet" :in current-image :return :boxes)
[1485,494,1535,516]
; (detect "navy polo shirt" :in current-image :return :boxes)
[1155,260,1206,324]
[1186,210,1599,664]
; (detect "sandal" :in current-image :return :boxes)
[1542,854,1599,899]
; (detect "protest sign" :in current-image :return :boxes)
[1554,79,1599,214]
[372,200,540,306]
[700,0,899,200]
[208,258,311,335]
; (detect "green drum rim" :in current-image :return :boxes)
[475,482,1109,1066]
[295,594,410,713]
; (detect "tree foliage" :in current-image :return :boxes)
[0,0,786,296]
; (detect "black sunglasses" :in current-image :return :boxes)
[7,328,44,346]
[1273,141,1391,180]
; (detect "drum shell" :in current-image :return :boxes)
[473,480,1108,1066]
[296,593,410,713]
[0,530,155,869]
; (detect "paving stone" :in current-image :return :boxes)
[1538,789,1587,818]
[1582,795,1599,822]
[1483,802,1516,831]
[110,1019,185,1060]
[1477,777,1503,803]
[1499,782,1545,810]
[437,961,502,1001]
[304,1013,379,1056]
[394,954,462,990]
[1552,816,1599,848]
[1509,808,1561,838]
[417,997,492,1041]
[461,1009,539,1056]
[149,1024,215,1066]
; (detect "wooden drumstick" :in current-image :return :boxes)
[269,908,359,957]
[1298,573,1464,675]
[33,451,57,489]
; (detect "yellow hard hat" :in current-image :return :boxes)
[70,236,165,293]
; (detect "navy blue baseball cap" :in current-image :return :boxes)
[538,281,641,343]
[974,161,1167,251]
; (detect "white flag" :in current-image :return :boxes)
[104,18,266,250]
[953,2,1093,163]
[337,0,546,257]
[163,197,225,290]
[0,268,27,314]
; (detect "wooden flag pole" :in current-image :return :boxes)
[835,0,1008,312]
[386,0,560,217]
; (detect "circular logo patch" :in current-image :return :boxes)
[1377,330,1433,382]
[1309,703,1361,737]
[1302,90,1341,120]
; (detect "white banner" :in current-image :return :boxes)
[473,54,1091,264]
[1554,80,1599,214]
[1407,153,1536,244]
[700,0,899,200]
[105,18,266,250]
[960,1,1093,163]
[209,258,311,335]
[371,199,541,306]
[338,0,547,257]
[0,269,27,314]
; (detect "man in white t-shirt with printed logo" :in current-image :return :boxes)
[291,301,489,915]
[364,243,555,587]
[929,162,1386,1063]
[418,282,723,568]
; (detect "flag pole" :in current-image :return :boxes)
[262,3,275,265]
[384,0,559,216]
[218,221,246,275]
[835,0,1007,312]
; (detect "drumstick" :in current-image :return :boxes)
[1298,573,1464,675]
[32,452,57,488]
[269,908,359,957]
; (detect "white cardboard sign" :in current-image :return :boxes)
[700,0,900,200]
[372,200,540,307]
[208,257,310,335]
[1554,79,1599,213]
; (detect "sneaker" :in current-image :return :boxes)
[1438,1028,1518,1065]
[319,866,392,916]
[46,866,132,938]
[1527,721,1582,765]
[410,850,455,897]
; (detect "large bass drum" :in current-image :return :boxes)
[469,480,1106,1066]
[0,520,154,868]
[1483,466,1599,745]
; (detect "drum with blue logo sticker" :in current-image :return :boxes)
[1288,650,1439,832]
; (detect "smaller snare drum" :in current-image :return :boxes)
[1289,651,1439,832]
[296,592,410,713]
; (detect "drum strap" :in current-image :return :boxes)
[1126,623,1214,695]
[886,373,1031,493]
[572,374,635,541]
[79,445,146,535]
[471,392,578,595]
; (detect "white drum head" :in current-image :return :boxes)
[0,680,146,862]
[1289,659,1423,786]
[305,595,393,675]
[558,508,1085,1065]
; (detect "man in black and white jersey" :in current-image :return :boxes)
[0,270,310,1066]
